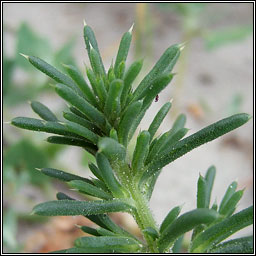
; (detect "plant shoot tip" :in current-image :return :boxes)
[129,23,134,33]
[19,53,29,59]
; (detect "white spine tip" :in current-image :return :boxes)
[75,224,82,228]
[129,23,135,33]
[19,53,29,59]
[178,41,187,51]
[4,121,11,124]
[170,98,174,103]
[83,19,87,27]
[35,168,42,171]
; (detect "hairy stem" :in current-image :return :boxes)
[114,162,159,252]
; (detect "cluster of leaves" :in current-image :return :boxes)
[11,22,252,253]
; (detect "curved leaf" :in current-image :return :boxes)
[158,208,219,252]
[208,236,253,253]
[190,206,253,253]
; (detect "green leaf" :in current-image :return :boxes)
[114,26,133,76]
[204,166,216,208]
[51,247,112,253]
[219,190,244,217]
[132,131,150,173]
[143,227,159,241]
[79,225,100,236]
[75,236,141,253]
[107,64,116,85]
[91,178,110,193]
[160,205,182,233]
[148,113,251,178]
[30,101,58,121]
[62,63,97,106]
[132,44,180,102]
[25,55,82,95]
[96,153,125,198]
[68,180,113,200]
[55,83,107,131]
[98,137,126,161]
[127,74,174,145]
[171,113,186,133]
[83,23,106,75]
[190,206,253,253]
[197,174,207,208]
[96,77,108,103]
[64,121,99,145]
[47,136,97,155]
[89,46,106,77]
[85,67,101,103]
[121,59,143,109]
[88,162,103,181]
[145,169,161,200]
[116,61,126,79]
[158,209,219,252]
[219,181,237,213]
[32,199,135,216]
[172,235,184,253]
[104,79,123,122]
[157,128,189,156]
[63,111,99,133]
[118,100,143,147]
[56,192,75,201]
[69,106,89,120]
[140,74,174,114]
[208,236,253,254]
[96,228,116,236]
[40,167,93,184]
[93,214,139,241]
[148,102,172,141]
[109,128,118,141]
[11,117,78,137]
[146,128,188,166]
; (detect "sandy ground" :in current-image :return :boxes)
[3,2,253,248]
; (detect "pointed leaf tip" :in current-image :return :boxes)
[129,23,135,33]
[19,53,29,59]
[178,42,187,51]
[35,168,42,172]
[83,19,87,27]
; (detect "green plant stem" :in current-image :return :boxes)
[114,162,159,253]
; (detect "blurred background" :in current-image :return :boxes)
[3,2,253,253]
